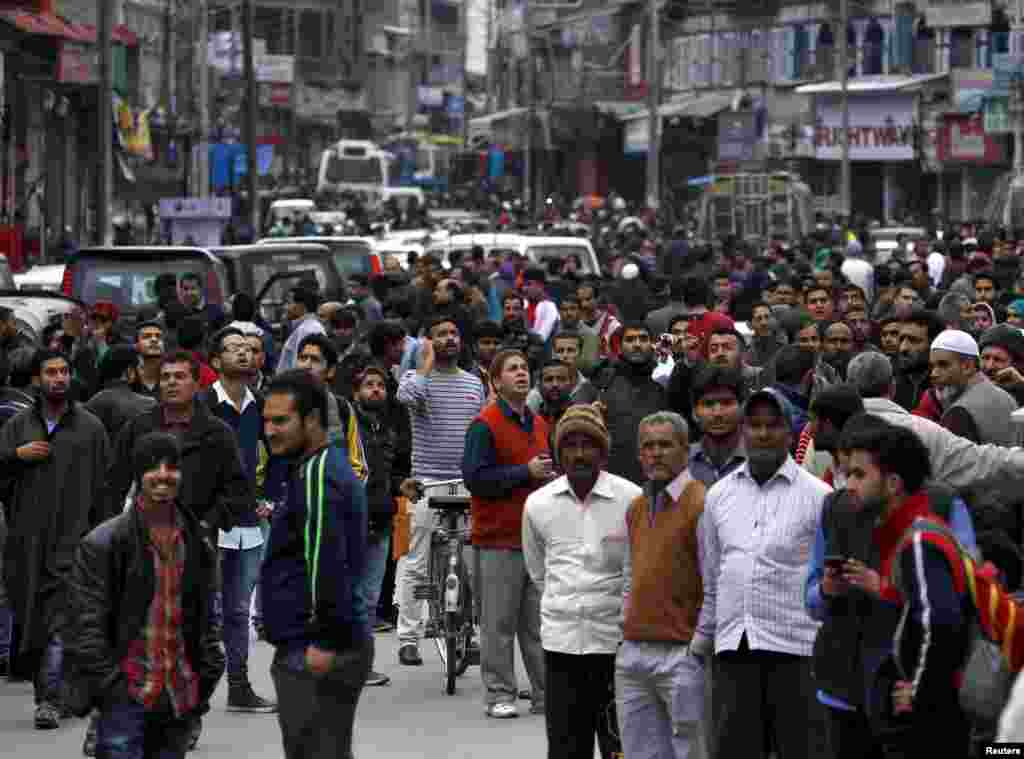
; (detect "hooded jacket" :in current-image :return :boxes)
[593,357,665,484]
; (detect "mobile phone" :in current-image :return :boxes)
[658,333,674,349]
[824,556,846,571]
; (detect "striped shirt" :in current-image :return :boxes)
[702,455,831,657]
[397,368,486,480]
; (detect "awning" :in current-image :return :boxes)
[468,107,529,128]
[795,73,948,95]
[594,101,648,120]
[0,10,137,46]
[468,107,551,150]
[660,93,733,120]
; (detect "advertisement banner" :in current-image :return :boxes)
[952,68,994,112]
[938,114,1007,164]
[813,94,917,162]
[256,54,294,84]
[718,111,757,162]
[417,86,445,109]
[258,83,291,107]
[924,1,991,28]
[294,84,366,120]
[58,41,97,85]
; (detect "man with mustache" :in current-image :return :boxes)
[893,309,943,412]
[0,349,112,729]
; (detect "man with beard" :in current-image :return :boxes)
[893,309,944,411]
[395,316,485,666]
[0,349,111,728]
[577,280,622,359]
[351,366,411,688]
[593,323,665,485]
[534,359,578,432]
[979,324,1024,403]
[878,316,902,361]
[748,303,786,368]
[0,305,32,385]
[527,334,597,413]
[929,329,1018,445]
[700,387,830,759]
[822,322,856,380]
[707,327,763,395]
[556,295,599,374]
[688,365,747,488]
[500,292,546,373]
[276,286,326,373]
[178,272,226,337]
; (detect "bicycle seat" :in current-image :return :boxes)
[428,495,471,512]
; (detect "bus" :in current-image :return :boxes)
[315,140,393,208]
[383,133,459,194]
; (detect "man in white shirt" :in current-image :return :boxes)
[276,286,326,373]
[523,404,642,759]
[524,266,560,344]
[698,387,830,759]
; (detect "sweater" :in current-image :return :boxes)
[623,476,706,643]
[465,401,550,549]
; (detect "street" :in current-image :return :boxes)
[0,632,549,758]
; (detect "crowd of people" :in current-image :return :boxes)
[7,218,1024,759]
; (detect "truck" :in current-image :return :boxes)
[315,140,394,209]
[696,172,814,242]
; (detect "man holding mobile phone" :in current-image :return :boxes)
[463,349,552,719]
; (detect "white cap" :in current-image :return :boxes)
[621,262,640,280]
[931,329,979,358]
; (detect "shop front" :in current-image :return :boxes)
[934,112,1009,222]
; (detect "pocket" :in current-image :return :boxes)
[670,651,706,730]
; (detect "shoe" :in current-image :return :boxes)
[0,657,8,678]
[365,670,391,686]
[529,702,545,715]
[82,715,98,756]
[485,703,518,719]
[398,644,423,666]
[34,701,60,730]
[186,716,202,751]
[373,621,394,633]
[226,684,277,713]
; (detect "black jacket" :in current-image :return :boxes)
[64,503,225,716]
[593,358,665,485]
[109,402,252,531]
[86,381,157,442]
[353,402,410,532]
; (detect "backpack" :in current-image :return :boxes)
[891,517,1024,723]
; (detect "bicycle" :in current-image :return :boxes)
[412,478,477,695]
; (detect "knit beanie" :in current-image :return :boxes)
[554,403,611,462]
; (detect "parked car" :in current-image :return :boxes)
[257,236,382,277]
[62,246,230,328]
[427,233,602,275]
[209,243,346,323]
[869,226,927,265]
[0,290,86,344]
[14,264,65,292]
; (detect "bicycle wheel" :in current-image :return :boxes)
[445,610,460,695]
[454,570,474,676]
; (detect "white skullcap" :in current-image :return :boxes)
[621,262,640,280]
[931,329,979,358]
[229,320,265,338]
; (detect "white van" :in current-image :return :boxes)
[268,199,317,226]
[427,234,601,276]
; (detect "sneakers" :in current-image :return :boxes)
[365,670,391,686]
[398,644,423,666]
[485,702,518,719]
[373,620,395,633]
[34,701,61,730]
[529,702,545,715]
[82,714,98,756]
[227,684,277,713]
[0,657,8,679]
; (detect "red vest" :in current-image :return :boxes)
[470,403,550,549]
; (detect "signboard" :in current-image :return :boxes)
[718,111,757,162]
[418,86,444,108]
[952,68,994,112]
[938,114,1006,164]
[924,2,991,28]
[58,41,97,85]
[258,83,291,107]
[159,197,233,219]
[256,54,294,84]
[294,84,366,121]
[814,94,917,162]
[624,117,648,154]
[993,53,1024,95]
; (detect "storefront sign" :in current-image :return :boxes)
[58,41,97,85]
[992,54,1024,96]
[718,111,756,162]
[294,84,366,121]
[952,68,994,112]
[256,54,294,84]
[258,83,291,107]
[938,114,1006,164]
[159,197,233,219]
[417,86,445,109]
[924,2,991,28]
[813,95,917,162]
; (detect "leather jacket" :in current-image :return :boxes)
[64,503,225,716]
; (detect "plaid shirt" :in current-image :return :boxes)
[120,511,199,716]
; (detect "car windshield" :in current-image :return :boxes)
[74,257,218,308]
[325,154,384,184]
[318,241,373,276]
[526,245,595,274]
[250,257,329,301]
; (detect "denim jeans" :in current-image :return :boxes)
[359,530,391,629]
[220,546,262,684]
[252,520,271,626]
[95,692,191,759]
[33,633,63,705]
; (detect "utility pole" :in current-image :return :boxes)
[839,0,851,225]
[97,0,113,245]
[646,0,660,211]
[242,0,259,235]
[197,0,209,198]
[524,0,534,217]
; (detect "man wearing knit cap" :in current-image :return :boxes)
[700,387,831,759]
[523,404,642,759]
[930,329,1018,445]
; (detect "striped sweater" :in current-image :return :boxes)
[397,368,486,480]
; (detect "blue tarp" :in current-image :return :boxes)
[210,143,274,189]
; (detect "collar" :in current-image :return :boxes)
[162,403,194,427]
[737,454,799,485]
[690,439,747,466]
[874,490,935,561]
[550,471,616,502]
[212,380,255,414]
[648,469,694,504]
[497,396,533,429]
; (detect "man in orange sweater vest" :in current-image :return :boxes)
[617,411,711,759]
[463,349,554,719]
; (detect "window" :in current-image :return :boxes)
[254,7,285,54]
[816,24,834,80]
[950,28,974,69]
[300,10,323,61]
[863,20,884,75]
[913,23,935,74]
